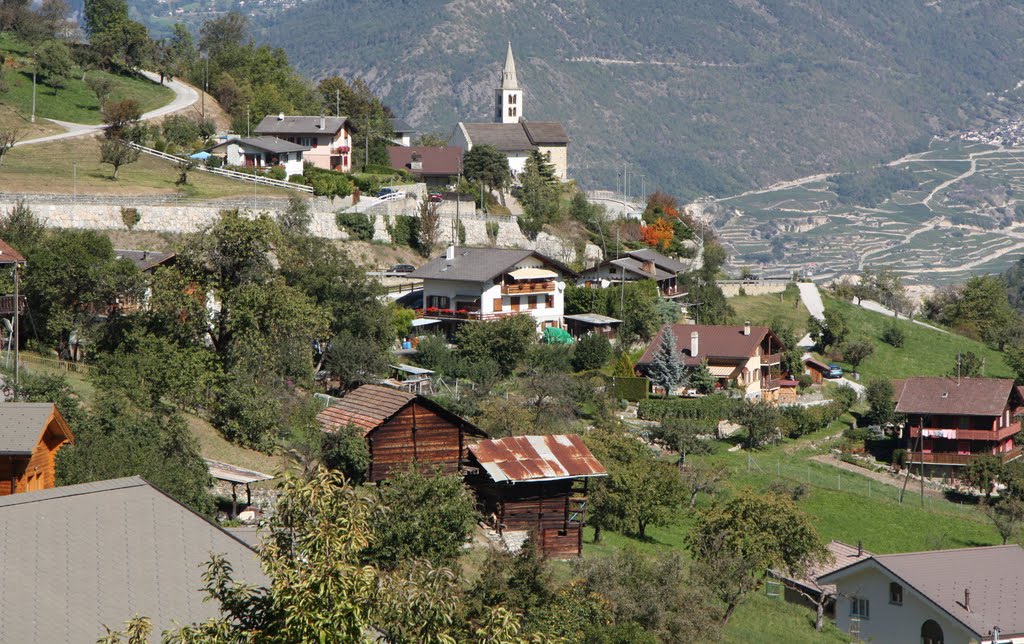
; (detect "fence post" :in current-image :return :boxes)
[838,472,841,491]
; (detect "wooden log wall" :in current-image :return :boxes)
[367,402,465,482]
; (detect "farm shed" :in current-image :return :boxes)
[0,403,74,496]
[205,458,274,518]
[466,434,607,558]
[317,384,487,482]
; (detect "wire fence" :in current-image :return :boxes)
[16,352,91,375]
[740,452,983,518]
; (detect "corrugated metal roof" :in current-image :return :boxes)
[895,376,1018,417]
[469,435,607,483]
[563,313,622,325]
[0,476,266,642]
[820,545,1024,637]
[204,459,275,484]
[0,402,66,454]
[317,384,415,434]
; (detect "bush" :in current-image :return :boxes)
[268,166,286,181]
[486,221,499,244]
[637,395,743,422]
[387,215,416,247]
[305,166,354,198]
[892,448,907,468]
[881,321,906,348]
[205,155,223,169]
[120,207,141,230]
[161,114,201,147]
[336,212,375,241]
[572,334,612,371]
[613,376,649,401]
[767,479,808,502]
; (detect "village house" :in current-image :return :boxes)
[317,383,487,482]
[0,403,74,495]
[0,476,266,642]
[771,540,873,624]
[408,246,577,332]
[254,114,355,172]
[390,117,416,147]
[636,322,795,401]
[454,43,570,181]
[818,544,1024,644]
[895,376,1023,477]
[207,136,307,177]
[465,434,606,558]
[578,248,689,298]
[386,145,462,188]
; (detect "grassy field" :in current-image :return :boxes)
[0,34,174,125]
[820,295,1013,382]
[0,104,61,140]
[729,285,811,336]
[1,136,292,199]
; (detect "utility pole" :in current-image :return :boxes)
[72,163,77,208]
[202,53,208,120]
[335,88,340,117]
[30,70,36,123]
[246,106,250,137]
[365,115,370,168]
[13,262,20,387]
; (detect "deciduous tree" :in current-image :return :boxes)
[0,128,19,166]
[98,137,139,179]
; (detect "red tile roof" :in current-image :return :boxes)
[387,145,463,177]
[894,377,1019,417]
[469,434,607,483]
[637,324,781,367]
[317,384,415,434]
[0,238,26,264]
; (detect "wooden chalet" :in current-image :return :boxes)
[317,384,487,482]
[0,403,74,495]
[466,434,607,558]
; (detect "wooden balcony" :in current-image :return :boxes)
[761,353,783,366]
[662,285,687,298]
[502,281,555,295]
[0,295,26,316]
[908,423,1021,442]
[908,447,1023,466]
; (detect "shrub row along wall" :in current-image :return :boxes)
[637,395,744,422]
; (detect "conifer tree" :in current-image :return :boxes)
[648,326,685,395]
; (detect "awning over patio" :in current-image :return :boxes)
[707,365,737,378]
[509,267,557,280]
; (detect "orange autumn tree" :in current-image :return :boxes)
[640,217,674,251]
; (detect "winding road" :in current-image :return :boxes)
[13,72,199,148]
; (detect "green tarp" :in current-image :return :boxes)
[543,326,574,345]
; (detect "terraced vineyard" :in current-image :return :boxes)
[713,140,1024,285]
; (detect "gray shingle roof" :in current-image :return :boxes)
[389,117,415,134]
[254,115,352,136]
[461,122,536,152]
[819,545,1024,638]
[625,248,690,274]
[408,247,575,282]
[0,477,266,642]
[0,402,61,454]
[211,136,308,154]
[522,120,569,145]
[114,249,173,272]
[610,257,674,281]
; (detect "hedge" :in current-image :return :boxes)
[613,377,649,401]
[637,395,743,422]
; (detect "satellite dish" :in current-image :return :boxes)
[557,282,566,292]
[600,279,610,289]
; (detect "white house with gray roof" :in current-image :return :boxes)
[208,136,307,177]
[254,114,355,172]
[0,476,266,642]
[819,544,1024,644]
[408,246,576,331]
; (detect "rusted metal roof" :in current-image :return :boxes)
[469,434,607,483]
[317,384,416,434]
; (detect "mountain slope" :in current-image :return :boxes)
[252,1,1024,197]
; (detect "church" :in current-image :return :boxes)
[454,43,570,181]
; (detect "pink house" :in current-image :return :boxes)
[253,114,355,172]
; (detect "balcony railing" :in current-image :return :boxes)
[502,281,555,295]
[662,286,687,297]
[418,308,481,320]
[763,378,790,390]
[907,447,1023,466]
[908,423,1021,442]
[761,353,783,366]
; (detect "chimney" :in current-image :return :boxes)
[964,588,971,612]
[445,245,455,261]
[857,540,863,557]
[319,116,326,130]
[691,331,699,358]
[642,260,655,275]
[277,113,285,120]
[744,321,751,336]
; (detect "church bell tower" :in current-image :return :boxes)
[495,42,523,124]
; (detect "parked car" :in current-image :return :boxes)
[391,264,416,274]
[826,364,844,379]
[428,192,444,202]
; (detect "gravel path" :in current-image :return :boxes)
[809,454,948,500]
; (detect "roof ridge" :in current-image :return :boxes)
[0,476,147,507]
[876,544,1022,558]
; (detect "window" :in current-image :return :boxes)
[509,107,514,117]
[528,295,537,310]
[889,582,903,606]
[850,597,869,619]
[427,296,449,309]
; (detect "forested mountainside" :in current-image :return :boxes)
[198,1,1024,197]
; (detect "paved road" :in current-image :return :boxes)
[796,282,824,347]
[14,72,200,148]
[853,298,949,334]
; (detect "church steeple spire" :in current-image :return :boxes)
[501,41,519,90]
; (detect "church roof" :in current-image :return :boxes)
[461,122,536,152]
[501,41,519,90]
[522,120,569,145]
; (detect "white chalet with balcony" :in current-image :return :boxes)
[408,246,576,331]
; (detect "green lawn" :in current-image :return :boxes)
[820,295,1013,382]
[729,286,811,336]
[0,34,174,125]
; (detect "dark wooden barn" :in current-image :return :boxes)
[317,384,487,482]
[466,434,607,558]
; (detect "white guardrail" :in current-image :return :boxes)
[128,143,314,193]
